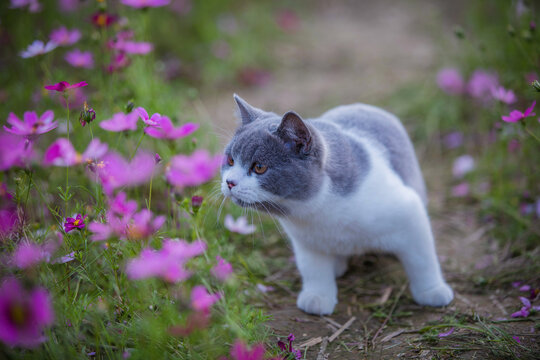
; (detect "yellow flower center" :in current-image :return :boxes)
[96,14,107,27]
[73,219,80,226]
[9,304,27,326]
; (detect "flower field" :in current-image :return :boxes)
[0,0,539,359]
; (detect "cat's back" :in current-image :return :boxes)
[313,103,427,204]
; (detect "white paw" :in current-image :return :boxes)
[334,259,348,278]
[297,290,337,315]
[411,282,454,307]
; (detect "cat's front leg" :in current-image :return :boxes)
[292,239,338,315]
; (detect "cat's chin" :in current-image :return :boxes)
[229,196,288,216]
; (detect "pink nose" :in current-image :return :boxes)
[227,180,236,189]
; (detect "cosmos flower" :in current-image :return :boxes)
[106,52,131,73]
[230,340,265,360]
[190,286,220,312]
[110,192,138,217]
[43,138,108,167]
[0,207,19,240]
[490,86,517,104]
[10,0,41,13]
[12,242,49,269]
[49,27,81,46]
[277,333,301,360]
[224,214,256,235]
[135,107,161,126]
[0,133,34,170]
[436,68,465,95]
[120,0,170,8]
[65,49,94,69]
[511,296,540,318]
[452,155,475,178]
[125,239,206,282]
[443,131,463,149]
[144,116,198,139]
[467,70,499,100]
[125,210,165,240]
[451,182,469,198]
[91,12,117,28]
[64,214,87,233]
[165,150,222,189]
[501,101,536,123]
[94,151,156,194]
[44,81,88,92]
[114,41,154,55]
[0,277,54,348]
[210,255,233,281]
[20,40,57,58]
[3,110,56,139]
[99,112,139,132]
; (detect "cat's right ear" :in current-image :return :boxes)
[234,94,264,125]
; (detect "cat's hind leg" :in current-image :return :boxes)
[334,255,349,278]
[389,193,453,307]
[292,239,338,315]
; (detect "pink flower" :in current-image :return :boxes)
[10,0,41,12]
[126,210,165,240]
[58,0,78,12]
[135,107,161,126]
[211,255,233,281]
[230,340,265,360]
[44,81,88,92]
[120,0,170,8]
[99,112,139,132]
[443,131,463,149]
[490,86,517,104]
[51,252,75,264]
[65,49,94,69]
[144,116,198,139]
[110,192,138,217]
[511,296,540,318]
[0,208,19,240]
[43,138,108,167]
[64,214,87,233]
[451,183,469,198]
[94,151,156,193]
[49,27,81,46]
[438,327,455,337]
[165,150,222,188]
[114,41,154,55]
[501,101,536,123]
[0,278,54,348]
[437,68,465,95]
[106,53,130,73]
[3,110,56,139]
[12,242,49,269]
[20,40,56,58]
[452,155,475,178]
[224,214,256,235]
[91,12,117,28]
[126,239,206,282]
[190,285,220,312]
[467,70,499,100]
[0,133,34,170]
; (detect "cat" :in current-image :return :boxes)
[220,94,454,315]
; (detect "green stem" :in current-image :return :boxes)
[65,97,70,216]
[130,131,145,160]
[24,169,33,208]
[147,175,153,210]
[89,122,94,141]
[524,124,540,143]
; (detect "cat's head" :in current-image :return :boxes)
[220,95,324,215]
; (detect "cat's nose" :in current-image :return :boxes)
[226,180,237,189]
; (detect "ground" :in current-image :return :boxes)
[199,1,539,358]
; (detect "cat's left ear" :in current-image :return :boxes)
[234,94,265,125]
[277,111,312,155]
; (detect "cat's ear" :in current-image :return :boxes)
[277,111,312,155]
[234,94,264,125]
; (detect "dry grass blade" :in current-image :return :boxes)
[298,336,323,348]
[323,316,343,328]
[371,282,407,346]
[377,286,393,305]
[328,316,356,343]
[316,337,329,360]
[380,329,406,343]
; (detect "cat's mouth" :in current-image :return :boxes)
[230,196,289,216]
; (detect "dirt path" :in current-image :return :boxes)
[198,1,539,358]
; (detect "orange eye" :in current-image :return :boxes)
[253,162,268,175]
[227,155,234,166]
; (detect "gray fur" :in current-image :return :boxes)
[223,97,427,214]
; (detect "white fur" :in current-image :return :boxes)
[222,127,453,315]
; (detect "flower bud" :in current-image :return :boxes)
[191,196,203,213]
[531,80,540,92]
[125,101,134,113]
[154,153,162,164]
[79,101,96,127]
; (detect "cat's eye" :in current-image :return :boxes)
[227,155,234,166]
[252,162,268,175]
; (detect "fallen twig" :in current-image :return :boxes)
[316,337,329,360]
[380,329,405,343]
[371,282,407,346]
[298,336,323,348]
[323,316,343,328]
[377,287,393,305]
[328,316,356,343]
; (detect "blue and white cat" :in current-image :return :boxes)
[221,95,453,315]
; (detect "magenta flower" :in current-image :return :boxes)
[451,182,469,198]
[19,40,56,58]
[120,0,170,8]
[106,52,130,73]
[211,255,233,281]
[224,214,256,235]
[99,112,139,132]
[436,68,465,95]
[126,210,165,240]
[277,333,301,360]
[94,151,156,194]
[110,192,138,217]
[467,70,499,100]
[135,107,161,126]
[12,242,48,269]
[490,86,517,104]
[438,327,455,337]
[191,285,220,313]
[0,208,19,240]
[501,101,536,123]
[165,150,222,188]
[144,116,199,139]
[452,155,475,178]
[114,41,154,55]
[65,49,94,69]
[4,110,56,139]
[230,340,265,360]
[10,0,41,13]
[0,278,54,348]
[43,138,108,167]
[511,296,540,318]
[49,27,81,46]
[91,12,117,28]
[125,239,206,282]
[0,133,34,171]
[44,81,87,92]
[64,214,87,233]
